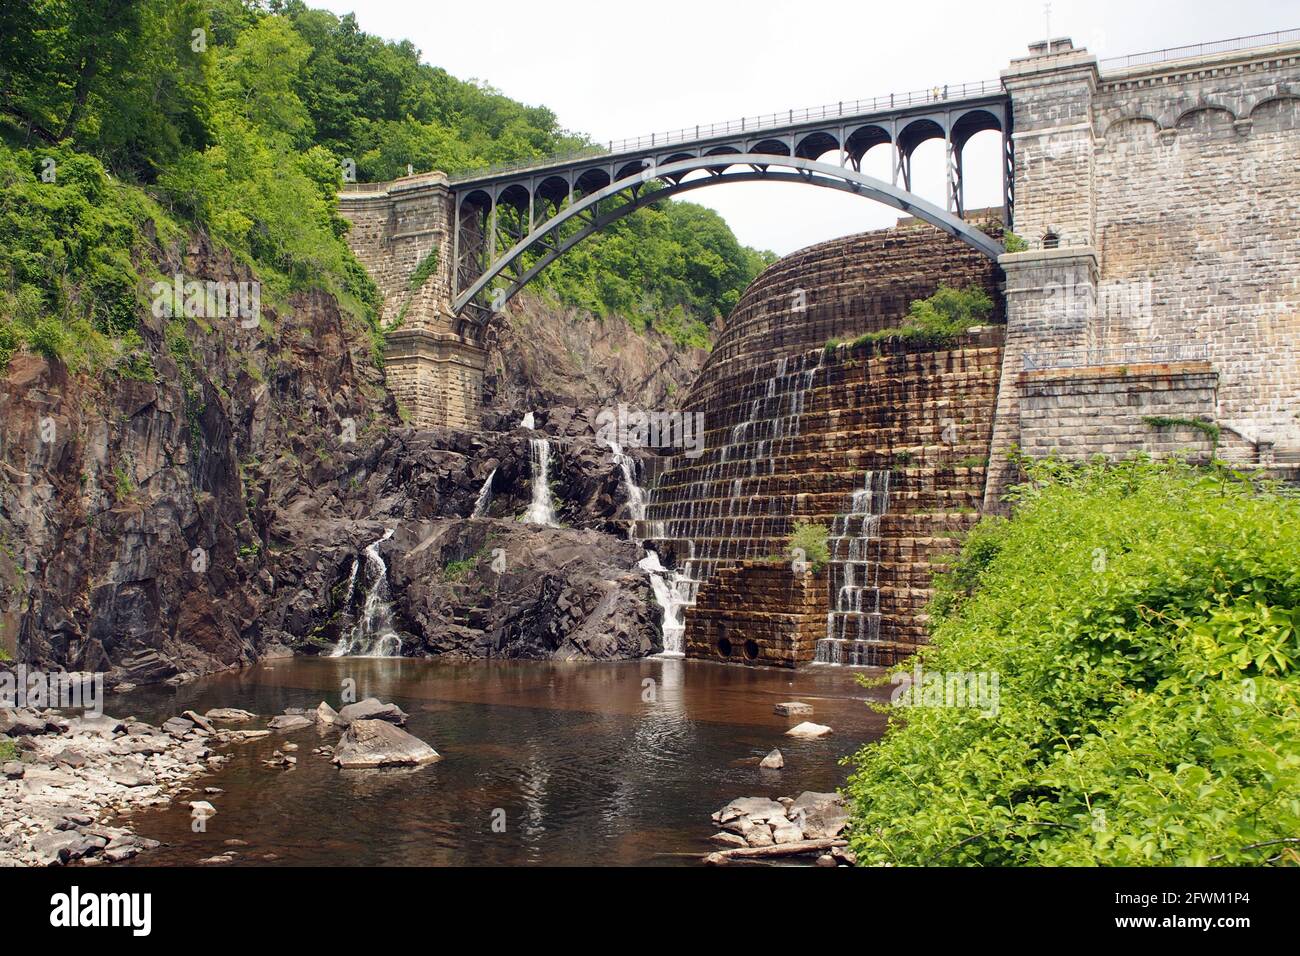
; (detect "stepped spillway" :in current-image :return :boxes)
[642,215,1007,667]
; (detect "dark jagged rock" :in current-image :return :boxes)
[380,519,660,661]
[0,232,670,680]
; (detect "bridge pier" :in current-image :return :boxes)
[338,172,486,428]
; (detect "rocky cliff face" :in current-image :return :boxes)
[0,237,670,684]
[481,293,709,412]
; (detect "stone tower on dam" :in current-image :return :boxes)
[337,31,1300,665]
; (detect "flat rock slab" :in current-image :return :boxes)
[332,719,440,769]
[785,721,832,739]
[717,796,788,825]
[267,714,313,732]
[64,715,125,737]
[774,702,814,717]
[182,710,215,733]
[162,717,195,736]
[789,791,850,839]
[205,708,256,722]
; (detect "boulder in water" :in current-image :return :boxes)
[332,719,441,769]
[785,721,832,739]
[205,708,256,723]
[774,701,813,717]
[314,701,342,726]
[759,748,784,769]
[788,791,849,839]
[182,710,215,733]
[717,796,788,825]
[337,698,407,726]
[267,714,313,732]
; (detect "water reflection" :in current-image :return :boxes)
[113,657,888,866]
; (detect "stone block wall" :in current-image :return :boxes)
[1090,53,1300,457]
[1018,362,1219,460]
[339,173,456,331]
[646,221,1007,667]
[687,562,828,668]
[382,330,485,431]
[1002,40,1099,247]
[986,36,1300,506]
[700,214,1005,386]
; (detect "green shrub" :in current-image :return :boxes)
[788,521,830,572]
[23,315,71,362]
[844,458,1300,866]
[408,249,439,292]
[849,284,995,349]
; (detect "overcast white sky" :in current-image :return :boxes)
[312,0,1296,254]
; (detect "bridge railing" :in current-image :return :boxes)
[447,78,1003,184]
[1022,343,1210,371]
[1098,27,1300,73]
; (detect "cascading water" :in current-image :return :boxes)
[330,529,403,658]
[816,470,891,665]
[638,550,687,657]
[525,438,556,525]
[606,441,646,526]
[472,468,496,518]
[641,351,826,637]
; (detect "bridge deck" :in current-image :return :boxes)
[448,80,1006,189]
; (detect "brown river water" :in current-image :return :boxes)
[106,657,889,866]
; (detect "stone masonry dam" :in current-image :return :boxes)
[641,218,1005,667]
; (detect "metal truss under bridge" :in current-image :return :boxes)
[448,82,1011,323]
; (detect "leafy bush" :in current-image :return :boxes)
[788,521,830,572]
[845,457,1300,866]
[0,143,180,371]
[851,284,995,349]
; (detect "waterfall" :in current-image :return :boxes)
[472,468,496,518]
[641,351,827,641]
[520,411,535,430]
[606,440,646,526]
[342,556,359,606]
[525,438,556,525]
[815,470,892,666]
[609,440,685,657]
[329,529,403,658]
[639,550,687,657]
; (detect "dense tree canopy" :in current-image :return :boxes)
[0,0,773,367]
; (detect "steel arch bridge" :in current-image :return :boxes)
[445,86,1011,326]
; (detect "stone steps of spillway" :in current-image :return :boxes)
[647,463,992,501]
[641,219,1008,666]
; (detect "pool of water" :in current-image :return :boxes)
[109,657,888,866]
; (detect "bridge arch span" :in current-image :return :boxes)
[452,152,1005,323]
